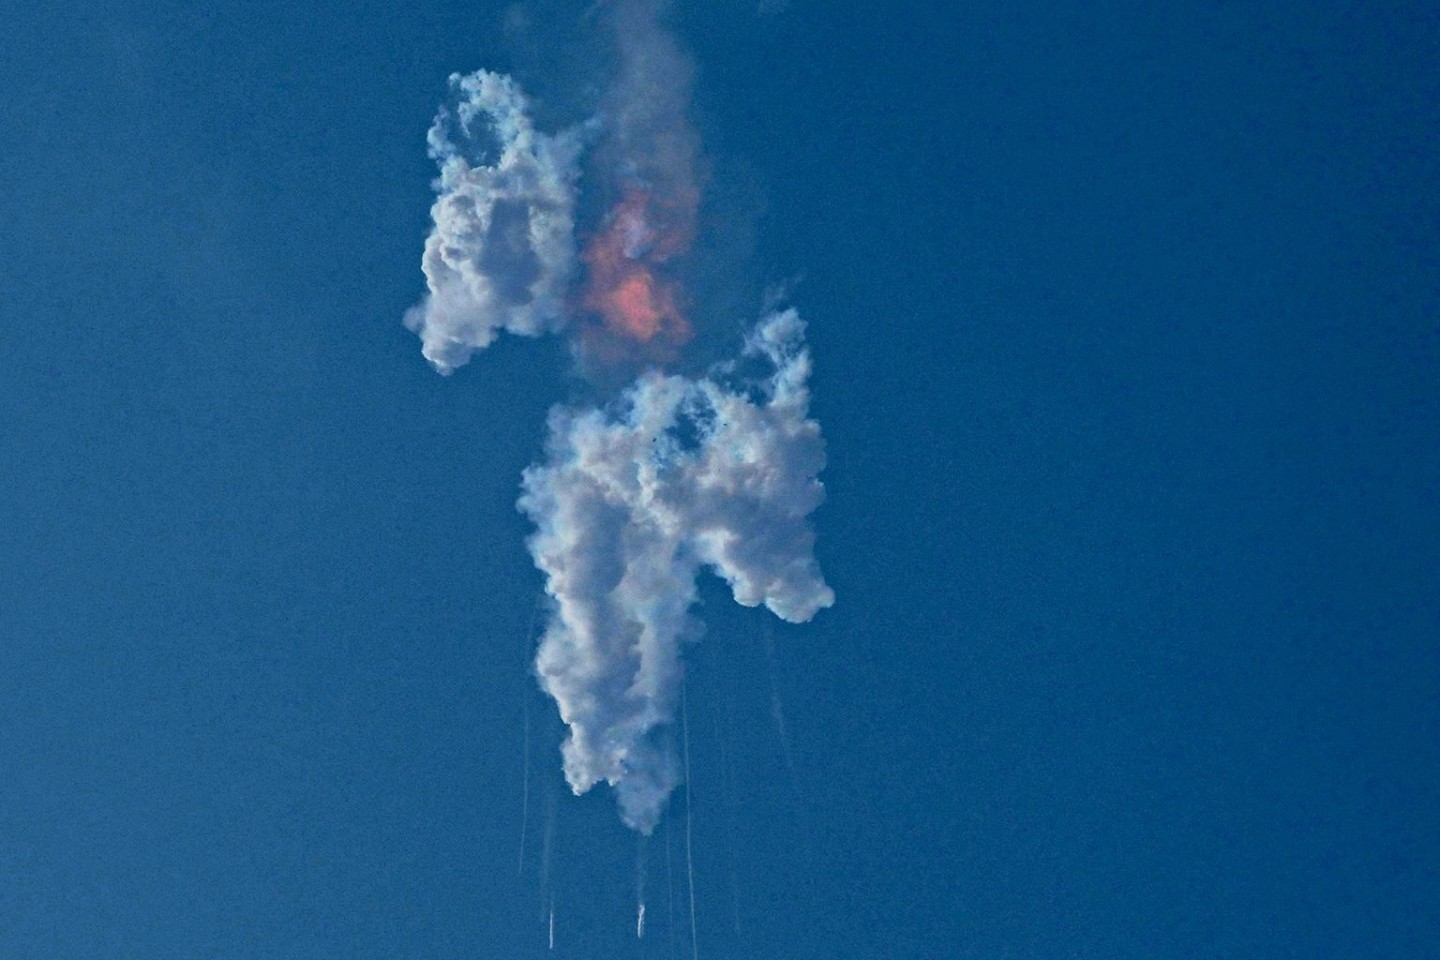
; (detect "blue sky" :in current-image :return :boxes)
[3,1,1438,957]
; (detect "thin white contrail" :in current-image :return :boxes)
[763,626,807,829]
[519,600,539,876]
[519,690,531,875]
[539,788,557,926]
[713,691,742,937]
[548,898,555,951]
[682,679,698,960]
[636,833,648,940]
[665,811,678,960]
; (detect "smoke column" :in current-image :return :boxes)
[406,0,833,834]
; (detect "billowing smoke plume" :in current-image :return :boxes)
[405,71,584,373]
[519,309,833,831]
[405,0,833,832]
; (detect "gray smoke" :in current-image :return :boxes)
[519,308,832,832]
[605,0,699,218]
[405,71,584,373]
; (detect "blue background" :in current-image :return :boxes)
[3,1,1437,957]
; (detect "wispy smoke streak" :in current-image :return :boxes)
[636,834,649,939]
[519,599,540,875]
[666,813,679,957]
[683,679,699,960]
[539,787,556,919]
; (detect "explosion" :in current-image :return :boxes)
[404,0,832,835]
[582,187,695,349]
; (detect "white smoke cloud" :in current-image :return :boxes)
[518,308,834,833]
[404,1,835,835]
[404,71,585,373]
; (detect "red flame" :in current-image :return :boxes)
[581,188,693,350]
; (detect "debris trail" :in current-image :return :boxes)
[519,599,540,875]
[713,689,742,937]
[763,625,808,829]
[539,787,557,925]
[665,811,678,960]
[519,691,530,875]
[636,833,648,939]
[682,679,698,960]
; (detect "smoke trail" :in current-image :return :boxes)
[539,786,557,924]
[713,688,743,937]
[636,833,648,939]
[665,811,678,960]
[519,685,531,875]
[404,0,834,835]
[682,679,699,960]
[519,599,540,875]
[763,625,805,821]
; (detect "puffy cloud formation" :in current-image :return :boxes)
[518,308,834,832]
[404,71,584,373]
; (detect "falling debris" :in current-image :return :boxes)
[519,603,538,875]
[683,680,699,960]
[636,834,649,939]
[666,813,679,958]
[539,788,557,924]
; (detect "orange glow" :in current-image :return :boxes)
[581,188,693,348]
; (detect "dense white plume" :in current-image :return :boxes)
[405,71,584,373]
[518,309,834,833]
